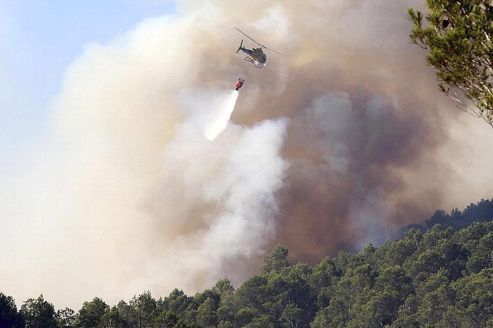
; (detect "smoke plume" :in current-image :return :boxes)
[1,0,493,308]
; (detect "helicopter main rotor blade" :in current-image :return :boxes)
[234,27,263,47]
[263,46,283,55]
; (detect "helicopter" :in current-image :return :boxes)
[234,27,281,68]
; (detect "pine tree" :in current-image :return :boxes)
[409,0,493,127]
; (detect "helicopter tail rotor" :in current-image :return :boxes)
[236,39,243,53]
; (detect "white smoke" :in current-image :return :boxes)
[2,0,493,309]
[0,12,287,308]
[139,117,287,292]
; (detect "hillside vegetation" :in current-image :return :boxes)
[1,200,493,327]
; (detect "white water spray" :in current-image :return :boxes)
[204,90,239,141]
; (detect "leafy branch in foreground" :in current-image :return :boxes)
[409,0,493,127]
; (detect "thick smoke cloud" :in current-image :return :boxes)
[1,0,492,308]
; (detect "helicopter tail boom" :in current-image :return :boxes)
[236,39,243,53]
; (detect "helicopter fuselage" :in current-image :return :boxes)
[239,47,266,68]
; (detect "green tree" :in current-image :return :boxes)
[308,257,339,310]
[243,314,275,328]
[20,295,57,328]
[234,276,268,310]
[391,294,421,328]
[261,246,289,275]
[0,293,23,328]
[75,297,109,328]
[280,303,303,328]
[163,289,192,316]
[55,308,75,328]
[99,306,128,328]
[152,312,177,328]
[409,0,493,126]
[452,268,493,326]
[196,298,217,327]
[214,279,235,325]
[128,292,157,328]
[415,271,455,326]
[437,306,475,328]
[235,307,259,327]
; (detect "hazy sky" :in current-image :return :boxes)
[0,0,175,173]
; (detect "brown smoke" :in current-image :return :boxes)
[1,0,492,309]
